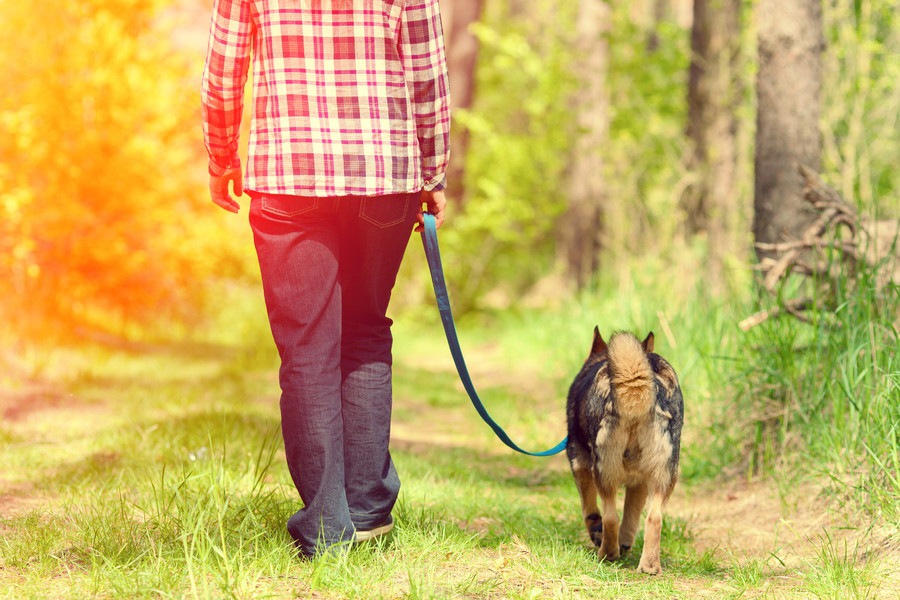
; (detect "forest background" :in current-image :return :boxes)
[0,0,898,598]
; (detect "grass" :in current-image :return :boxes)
[803,532,879,600]
[732,264,900,526]
[1,269,897,598]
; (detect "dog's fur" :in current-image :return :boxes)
[565,328,684,574]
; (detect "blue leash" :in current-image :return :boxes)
[420,212,568,457]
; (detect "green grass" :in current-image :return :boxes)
[1,270,896,598]
[732,265,900,526]
[803,532,879,600]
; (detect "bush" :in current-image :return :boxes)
[0,0,252,339]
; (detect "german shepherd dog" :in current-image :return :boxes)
[566,328,683,574]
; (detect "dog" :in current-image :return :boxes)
[566,327,684,574]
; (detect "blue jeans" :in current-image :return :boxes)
[249,192,418,556]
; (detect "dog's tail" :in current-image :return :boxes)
[607,332,655,421]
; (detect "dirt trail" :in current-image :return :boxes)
[390,348,900,594]
[2,353,898,598]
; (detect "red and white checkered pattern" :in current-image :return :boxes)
[202,0,451,196]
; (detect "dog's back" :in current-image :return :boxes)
[566,328,683,574]
[567,330,683,492]
[607,332,656,420]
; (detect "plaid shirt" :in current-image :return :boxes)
[202,0,451,196]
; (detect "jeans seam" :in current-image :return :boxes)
[261,195,320,218]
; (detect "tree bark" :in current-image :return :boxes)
[683,0,742,285]
[685,0,741,233]
[560,0,610,288]
[753,0,824,260]
[441,0,485,205]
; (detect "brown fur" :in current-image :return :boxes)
[565,328,684,574]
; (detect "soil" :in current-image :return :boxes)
[2,361,898,598]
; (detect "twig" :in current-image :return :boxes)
[743,165,864,330]
[739,298,813,331]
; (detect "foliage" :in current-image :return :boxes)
[440,2,692,311]
[735,261,899,523]
[439,0,579,310]
[0,0,249,339]
[821,0,900,216]
[603,10,692,259]
[726,0,900,521]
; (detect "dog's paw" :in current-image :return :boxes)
[637,556,662,575]
[585,513,603,547]
[598,542,620,562]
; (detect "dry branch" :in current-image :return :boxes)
[739,298,813,331]
[742,166,872,331]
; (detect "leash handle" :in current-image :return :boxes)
[420,212,568,457]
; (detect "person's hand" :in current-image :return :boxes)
[209,167,243,213]
[416,188,446,232]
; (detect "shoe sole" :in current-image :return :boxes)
[354,520,394,542]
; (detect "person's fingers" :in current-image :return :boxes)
[414,189,447,232]
[230,169,243,197]
[210,175,241,213]
[430,190,446,229]
[211,191,240,213]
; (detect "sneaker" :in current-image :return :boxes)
[354,517,394,542]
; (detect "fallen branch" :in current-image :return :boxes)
[743,166,864,330]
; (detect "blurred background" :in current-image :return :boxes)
[0,0,896,340]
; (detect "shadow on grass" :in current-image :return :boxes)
[2,337,719,589]
[40,410,282,491]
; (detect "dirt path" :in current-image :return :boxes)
[2,351,898,598]
[388,348,900,596]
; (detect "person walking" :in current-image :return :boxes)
[201,0,450,558]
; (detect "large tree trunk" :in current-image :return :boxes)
[441,0,485,205]
[561,0,610,288]
[753,0,823,260]
[684,0,742,285]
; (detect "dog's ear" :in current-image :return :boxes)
[641,331,655,353]
[591,326,608,355]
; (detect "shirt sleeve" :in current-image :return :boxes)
[201,0,254,177]
[400,0,452,191]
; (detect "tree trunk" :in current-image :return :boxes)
[683,0,742,284]
[753,0,824,260]
[560,0,610,288]
[441,0,485,206]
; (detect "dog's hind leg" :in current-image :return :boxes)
[571,460,603,546]
[597,486,621,562]
[619,482,648,555]
[637,488,666,574]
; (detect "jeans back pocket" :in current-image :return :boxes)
[358,194,416,228]
[259,194,320,218]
